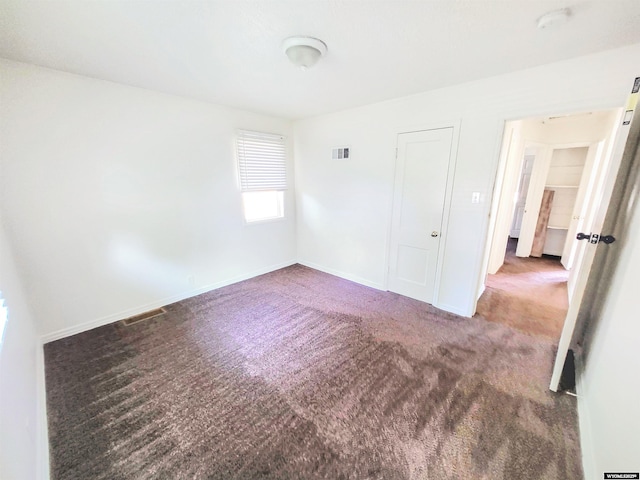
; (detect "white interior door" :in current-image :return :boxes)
[388,128,453,304]
[510,150,536,238]
[550,108,631,392]
[516,145,553,257]
[561,142,604,271]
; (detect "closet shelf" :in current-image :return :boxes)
[545,184,579,188]
[547,225,569,230]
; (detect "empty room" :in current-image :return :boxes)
[1,1,640,479]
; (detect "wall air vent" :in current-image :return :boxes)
[332,146,350,160]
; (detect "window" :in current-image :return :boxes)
[236,130,287,223]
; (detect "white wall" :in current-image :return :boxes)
[0,60,295,340]
[294,43,640,316]
[0,220,41,480]
[577,182,640,477]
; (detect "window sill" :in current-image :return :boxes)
[243,215,287,226]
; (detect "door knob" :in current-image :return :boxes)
[431,231,439,237]
[576,232,616,244]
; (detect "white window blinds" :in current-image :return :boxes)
[236,130,287,192]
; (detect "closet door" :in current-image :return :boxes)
[388,128,453,304]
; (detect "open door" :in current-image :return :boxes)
[560,141,605,271]
[550,94,638,391]
[515,145,552,257]
[509,147,536,238]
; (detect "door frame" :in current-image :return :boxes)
[384,120,461,309]
[516,141,594,258]
[474,102,631,392]
[485,138,550,276]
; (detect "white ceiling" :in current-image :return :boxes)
[1,1,639,119]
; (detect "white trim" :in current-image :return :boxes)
[236,129,287,140]
[382,143,397,291]
[297,260,385,291]
[242,215,287,226]
[476,120,512,285]
[36,340,50,480]
[470,118,512,315]
[394,117,463,136]
[432,121,462,307]
[434,302,472,318]
[40,260,296,343]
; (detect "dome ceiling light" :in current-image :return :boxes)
[282,36,327,70]
[537,8,571,30]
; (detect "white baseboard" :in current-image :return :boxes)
[575,360,595,480]
[40,260,296,343]
[433,302,472,318]
[297,260,475,318]
[36,341,50,480]
[297,260,385,291]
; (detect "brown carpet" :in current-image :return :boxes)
[476,238,570,338]
[44,264,582,479]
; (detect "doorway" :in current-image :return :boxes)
[477,238,570,338]
[477,109,622,341]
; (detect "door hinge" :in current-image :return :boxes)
[576,233,616,244]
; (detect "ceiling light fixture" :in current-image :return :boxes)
[537,8,571,30]
[282,36,327,70]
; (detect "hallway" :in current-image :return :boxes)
[476,238,569,339]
